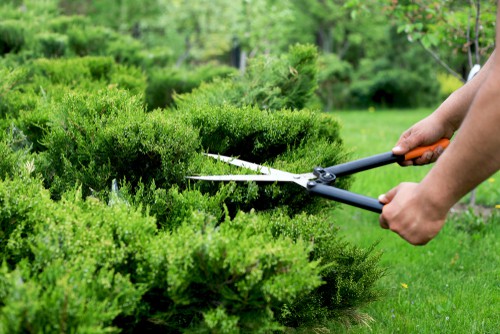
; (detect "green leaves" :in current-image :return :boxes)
[389,0,496,76]
[0,9,385,329]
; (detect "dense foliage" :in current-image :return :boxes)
[0,0,448,110]
[0,1,387,332]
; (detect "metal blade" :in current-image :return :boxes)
[187,175,294,182]
[193,153,317,188]
[204,153,287,176]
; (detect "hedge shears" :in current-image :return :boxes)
[187,139,450,213]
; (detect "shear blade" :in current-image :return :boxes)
[191,153,316,188]
[204,153,285,176]
[187,175,294,182]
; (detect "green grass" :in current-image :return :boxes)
[327,109,500,334]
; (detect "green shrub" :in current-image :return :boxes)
[0,124,34,181]
[176,44,318,111]
[0,67,35,119]
[0,177,50,266]
[1,57,146,121]
[106,36,145,66]
[47,15,90,33]
[0,260,142,334]
[126,183,228,230]
[316,54,353,111]
[265,212,384,329]
[139,46,175,68]
[184,104,335,161]
[181,104,349,216]
[35,32,68,58]
[0,140,17,179]
[437,72,463,100]
[145,64,236,110]
[349,55,440,109]
[0,176,380,333]
[140,211,322,332]
[37,89,199,200]
[67,25,116,57]
[30,56,146,94]
[0,20,25,55]
[32,56,112,85]
[0,179,153,332]
[0,21,385,331]
[172,45,348,217]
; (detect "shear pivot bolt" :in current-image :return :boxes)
[307,181,317,188]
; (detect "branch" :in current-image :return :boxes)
[467,0,473,69]
[417,40,465,83]
[175,35,192,67]
[474,0,481,64]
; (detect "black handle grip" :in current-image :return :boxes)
[325,152,403,178]
[307,182,383,213]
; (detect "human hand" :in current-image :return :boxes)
[393,115,454,166]
[378,182,448,245]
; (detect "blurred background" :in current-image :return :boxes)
[1,0,496,112]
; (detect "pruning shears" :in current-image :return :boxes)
[187,139,450,213]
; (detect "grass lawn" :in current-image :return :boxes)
[327,109,500,334]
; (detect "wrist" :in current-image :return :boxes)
[429,109,458,136]
[433,91,469,133]
[414,181,454,220]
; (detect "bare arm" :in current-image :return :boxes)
[420,57,500,212]
[432,49,496,131]
[393,50,497,165]
[379,1,500,245]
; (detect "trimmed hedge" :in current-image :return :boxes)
[0,177,383,333]
[0,10,384,330]
[145,64,237,110]
[37,89,198,200]
[176,44,319,111]
[0,56,146,123]
[0,20,25,55]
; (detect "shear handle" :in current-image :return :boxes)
[307,182,383,213]
[325,139,450,178]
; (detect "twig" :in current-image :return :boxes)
[417,41,465,82]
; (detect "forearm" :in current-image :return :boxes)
[419,64,500,211]
[432,50,496,132]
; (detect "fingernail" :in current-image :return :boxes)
[378,194,387,203]
[393,146,403,153]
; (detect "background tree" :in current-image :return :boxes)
[389,0,496,81]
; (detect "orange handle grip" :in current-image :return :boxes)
[404,138,450,161]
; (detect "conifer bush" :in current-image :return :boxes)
[0,6,385,329]
[0,56,146,124]
[145,65,237,110]
[175,46,350,215]
[35,32,68,58]
[0,179,152,333]
[37,90,198,199]
[0,20,25,55]
[265,212,384,329]
[0,67,33,120]
[1,177,371,333]
[176,44,318,111]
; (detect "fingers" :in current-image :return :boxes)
[379,216,389,229]
[394,131,447,166]
[392,130,420,155]
[378,186,399,230]
[410,144,446,165]
[378,183,410,230]
[378,185,399,204]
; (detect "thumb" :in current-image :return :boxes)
[378,185,399,204]
[392,133,422,155]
